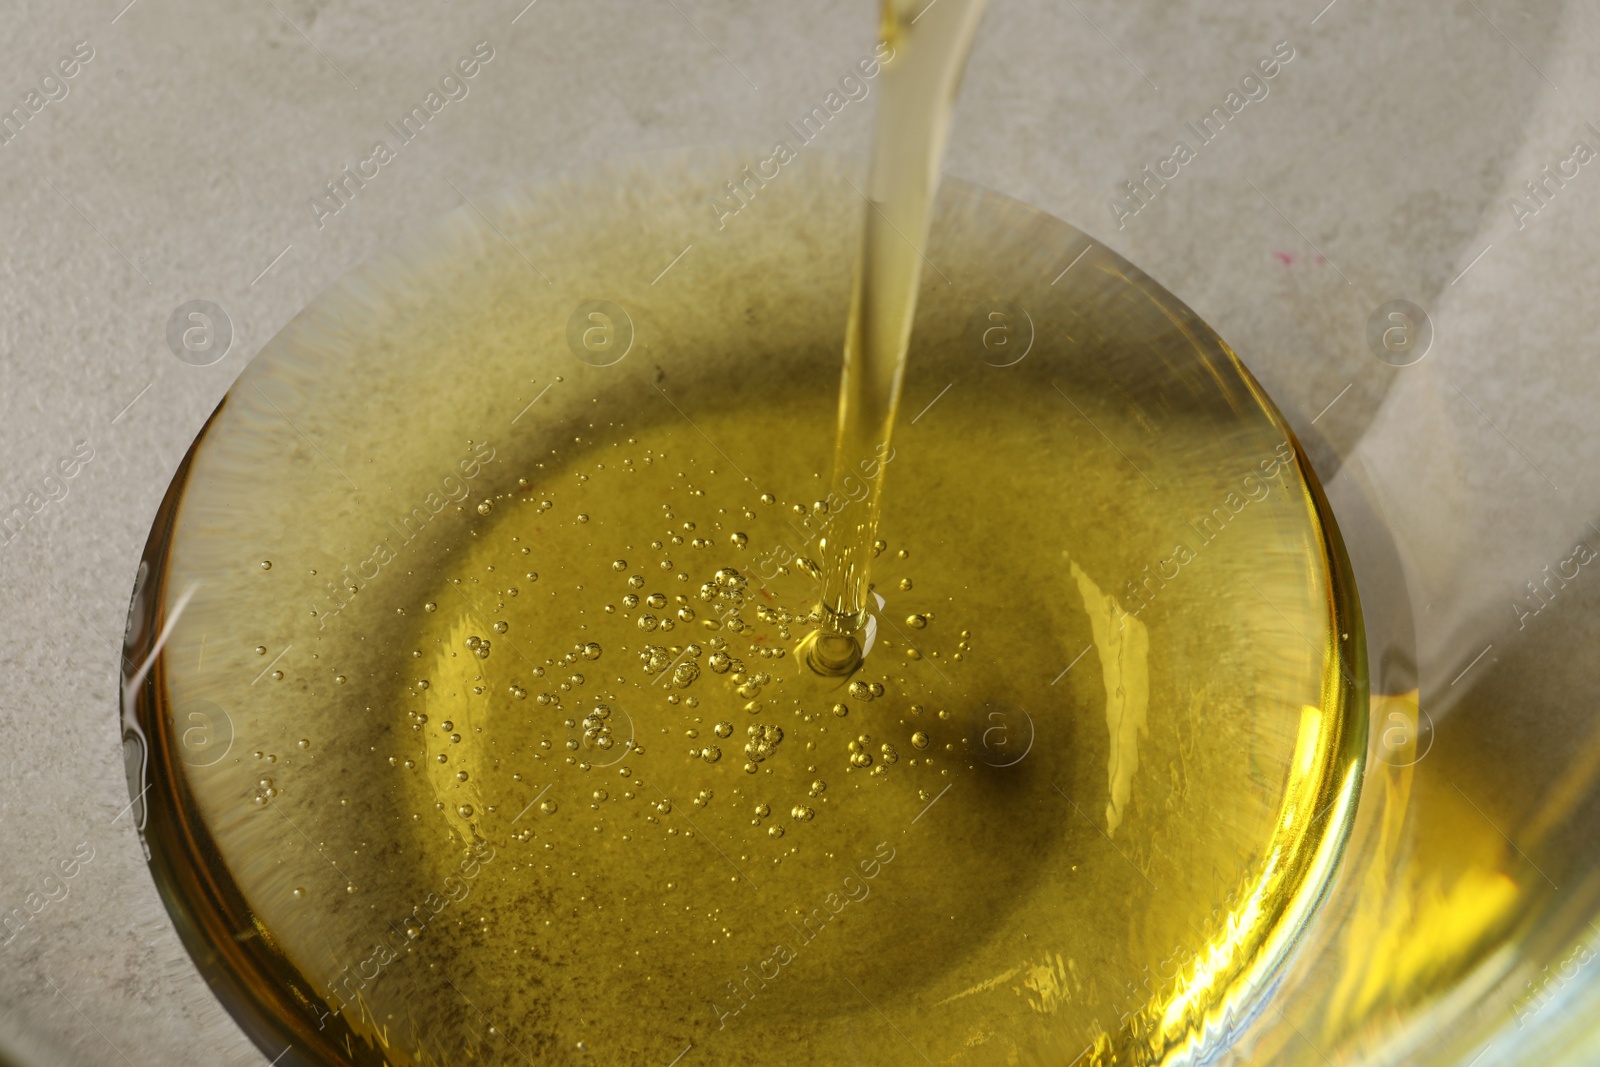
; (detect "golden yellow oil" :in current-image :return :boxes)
[372,395,1359,1067]
[126,147,1364,1065]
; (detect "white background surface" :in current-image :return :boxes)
[1,0,1597,1063]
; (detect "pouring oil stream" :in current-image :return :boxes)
[802,0,990,676]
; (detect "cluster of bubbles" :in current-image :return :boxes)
[632,585,697,633]
[696,568,749,633]
[534,673,586,705]
[845,735,901,776]
[748,801,786,839]
[252,776,279,806]
[397,467,976,869]
[640,645,674,674]
[636,642,715,690]
[735,671,772,702]
[582,703,617,751]
[751,599,809,642]
[743,723,784,771]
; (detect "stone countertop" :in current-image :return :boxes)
[1,1,1597,1064]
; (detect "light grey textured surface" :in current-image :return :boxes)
[1,0,1596,1064]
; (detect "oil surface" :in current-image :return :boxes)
[126,157,1364,1067]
